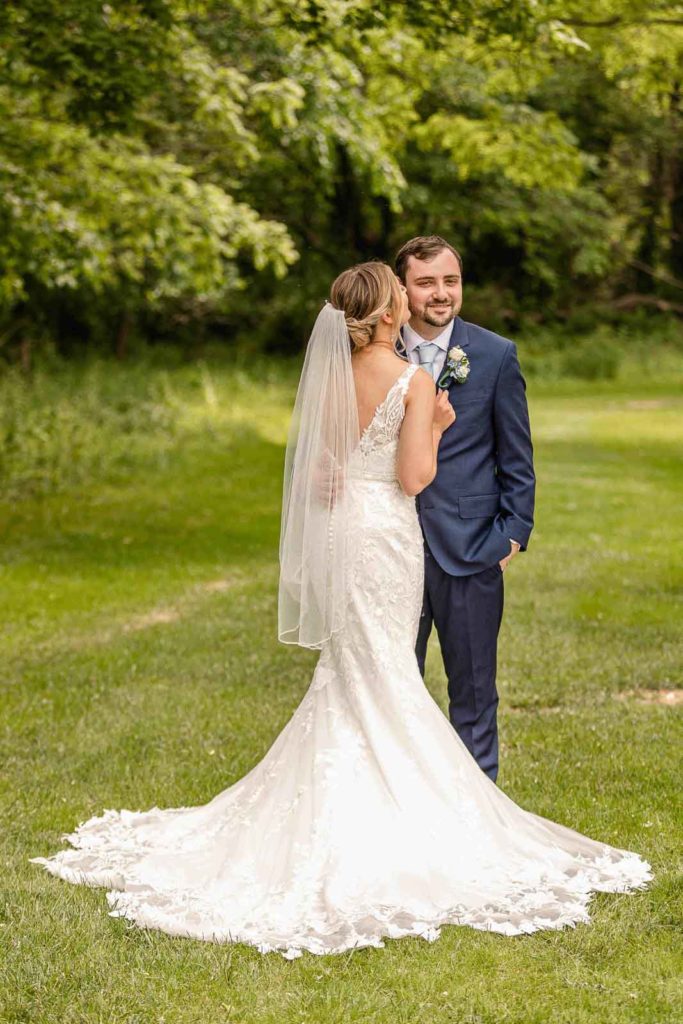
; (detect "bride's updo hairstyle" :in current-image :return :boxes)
[330,261,403,352]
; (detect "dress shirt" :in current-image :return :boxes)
[403,320,454,382]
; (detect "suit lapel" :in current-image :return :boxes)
[439,318,469,396]
[448,316,469,351]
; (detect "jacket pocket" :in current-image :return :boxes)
[458,493,500,518]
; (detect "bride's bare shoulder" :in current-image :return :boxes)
[386,352,419,380]
[406,365,435,397]
[352,350,407,382]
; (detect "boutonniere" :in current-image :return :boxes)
[438,346,470,388]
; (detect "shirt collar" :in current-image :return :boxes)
[403,320,454,355]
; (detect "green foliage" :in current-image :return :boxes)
[0,357,177,498]
[518,316,683,380]
[0,1,682,356]
[0,1,298,351]
[1,1,176,129]
[0,106,295,309]
[1,334,682,502]
[559,330,623,380]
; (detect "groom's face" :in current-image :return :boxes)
[404,249,462,329]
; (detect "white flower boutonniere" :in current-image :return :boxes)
[438,345,470,388]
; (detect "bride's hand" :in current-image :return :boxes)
[433,390,455,435]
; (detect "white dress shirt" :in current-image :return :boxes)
[403,320,454,382]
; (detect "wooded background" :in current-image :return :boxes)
[2,1,683,364]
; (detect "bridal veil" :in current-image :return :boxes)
[278,302,359,649]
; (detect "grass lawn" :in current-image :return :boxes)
[1,360,681,1024]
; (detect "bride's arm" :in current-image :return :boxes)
[398,370,453,496]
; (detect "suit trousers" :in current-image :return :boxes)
[415,546,504,781]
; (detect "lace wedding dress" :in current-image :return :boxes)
[31,363,650,958]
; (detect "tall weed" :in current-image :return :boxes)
[0,361,177,499]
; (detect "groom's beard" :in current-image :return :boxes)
[410,299,461,328]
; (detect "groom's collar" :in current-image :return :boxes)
[402,319,453,355]
[400,316,469,355]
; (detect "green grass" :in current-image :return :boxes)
[1,358,682,1024]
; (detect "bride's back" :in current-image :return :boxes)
[352,349,411,434]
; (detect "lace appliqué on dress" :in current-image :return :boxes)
[30,359,651,958]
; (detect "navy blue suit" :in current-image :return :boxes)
[406,317,535,781]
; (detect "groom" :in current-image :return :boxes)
[395,235,535,782]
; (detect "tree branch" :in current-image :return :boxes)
[564,17,683,28]
[612,293,683,313]
[629,258,683,292]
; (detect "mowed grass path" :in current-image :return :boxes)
[1,365,681,1024]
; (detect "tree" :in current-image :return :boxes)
[1,0,682,359]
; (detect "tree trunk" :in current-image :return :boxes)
[668,75,683,282]
[635,146,664,293]
[378,195,395,262]
[116,311,131,360]
[19,334,31,374]
[333,144,368,257]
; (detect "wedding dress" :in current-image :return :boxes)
[31,363,650,958]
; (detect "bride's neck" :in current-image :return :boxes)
[353,340,395,364]
[368,326,398,352]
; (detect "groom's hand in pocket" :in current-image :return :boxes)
[499,540,521,572]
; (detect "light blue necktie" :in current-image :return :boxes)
[416,341,441,381]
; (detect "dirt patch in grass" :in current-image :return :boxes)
[125,608,181,631]
[506,704,563,715]
[201,579,234,593]
[123,578,238,631]
[615,688,683,706]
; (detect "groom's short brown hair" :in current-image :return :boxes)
[395,235,463,282]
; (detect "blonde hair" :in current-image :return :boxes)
[330,261,403,351]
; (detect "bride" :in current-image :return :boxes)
[31,262,651,958]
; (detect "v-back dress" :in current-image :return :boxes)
[31,363,650,958]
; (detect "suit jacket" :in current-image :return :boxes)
[401,317,535,576]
